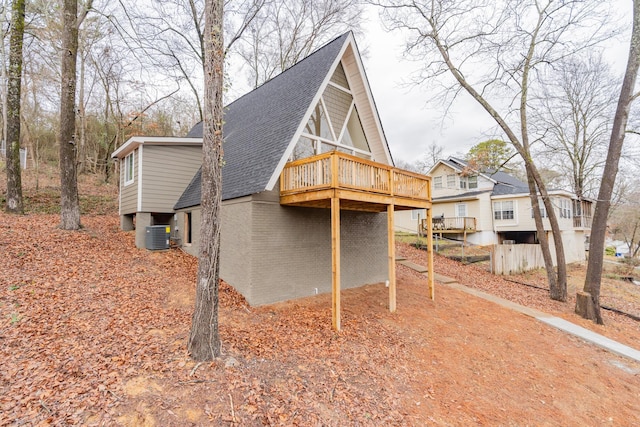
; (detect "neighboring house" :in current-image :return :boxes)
[112,32,433,329]
[399,156,592,264]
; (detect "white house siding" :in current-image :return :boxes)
[430,163,494,198]
[394,209,425,234]
[140,145,202,213]
[493,196,529,232]
[119,148,138,215]
[475,193,494,232]
[547,230,587,264]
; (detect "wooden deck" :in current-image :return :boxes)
[424,216,477,234]
[279,151,434,331]
[280,151,432,212]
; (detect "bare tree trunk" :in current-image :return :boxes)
[77,49,87,175]
[58,0,81,229]
[578,0,640,324]
[188,0,224,362]
[525,167,557,294]
[5,0,25,214]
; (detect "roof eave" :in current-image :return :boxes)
[111,136,203,159]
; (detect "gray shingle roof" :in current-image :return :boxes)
[438,156,529,197]
[433,189,491,201]
[174,32,350,210]
[488,170,528,195]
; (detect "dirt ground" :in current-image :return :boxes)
[1,173,640,425]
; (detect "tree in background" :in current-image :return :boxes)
[5,0,26,214]
[373,0,614,302]
[577,0,640,324]
[534,54,616,201]
[465,139,516,173]
[58,0,93,230]
[609,190,640,260]
[236,0,363,89]
[113,0,264,120]
[188,0,224,361]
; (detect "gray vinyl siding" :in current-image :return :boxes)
[323,84,352,137]
[140,145,202,212]
[119,149,138,214]
[330,62,349,89]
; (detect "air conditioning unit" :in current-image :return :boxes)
[146,225,170,250]
[503,240,516,245]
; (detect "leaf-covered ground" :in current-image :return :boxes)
[1,172,640,425]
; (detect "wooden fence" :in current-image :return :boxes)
[493,244,547,275]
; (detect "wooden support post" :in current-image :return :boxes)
[331,196,341,331]
[426,207,435,300]
[388,204,396,312]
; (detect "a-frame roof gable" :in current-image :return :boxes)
[176,31,392,209]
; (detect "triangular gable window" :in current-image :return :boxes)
[330,62,350,90]
[291,61,373,161]
[305,103,334,140]
[341,106,370,153]
[324,84,352,139]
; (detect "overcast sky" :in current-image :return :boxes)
[360,2,634,166]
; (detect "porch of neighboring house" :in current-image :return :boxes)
[421,216,477,244]
[279,151,434,331]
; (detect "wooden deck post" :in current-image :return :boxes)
[331,196,341,331]
[388,204,396,312]
[426,207,435,300]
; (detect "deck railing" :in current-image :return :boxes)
[573,215,593,229]
[426,216,477,232]
[280,151,431,200]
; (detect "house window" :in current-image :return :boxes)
[124,152,134,186]
[295,72,372,161]
[434,176,442,189]
[573,200,582,217]
[559,199,572,218]
[447,174,456,188]
[531,199,547,218]
[494,200,514,220]
[468,175,478,189]
[459,176,477,190]
[456,203,467,217]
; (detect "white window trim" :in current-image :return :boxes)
[493,200,517,222]
[137,146,143,212]
[124,152,134,186]
[300,132,372,158]
[327,80,352,95]
[456,203,467,218]
[433,176,443,189]
[336,101,356,142]
[319,97,337,141]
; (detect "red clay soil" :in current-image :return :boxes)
[1,213,640,426]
